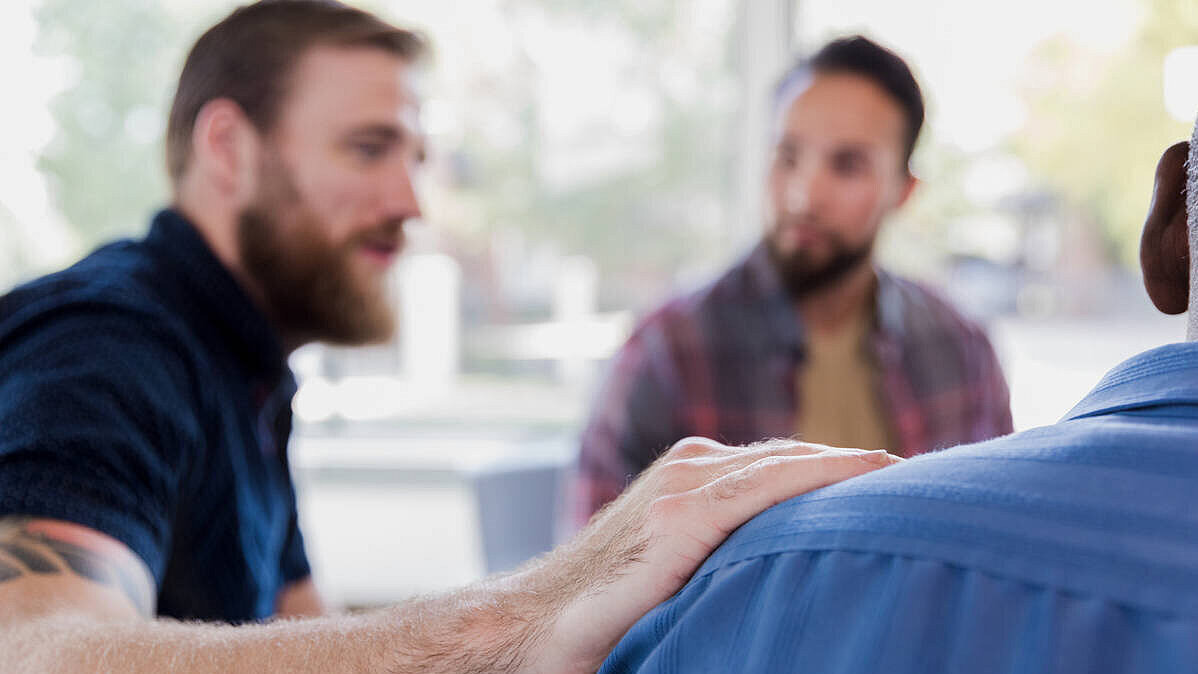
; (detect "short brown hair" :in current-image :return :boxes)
[775,36,924,169]
[165,0,425,183]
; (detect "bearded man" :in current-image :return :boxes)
[0,2,901,672]
[576,36,1013,522]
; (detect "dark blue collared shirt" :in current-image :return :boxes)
[603,342,1198,673]
[0,209,310,623]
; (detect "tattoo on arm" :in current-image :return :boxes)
[0,518,155,617]
[0,556,20,583]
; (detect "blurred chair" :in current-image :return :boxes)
[470,460,566,574]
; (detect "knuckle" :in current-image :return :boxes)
[752,454,792,469]
[705,467,758,503]
[814,452,874,479]
[665,437,719,460]
[741,454,791,477]
[749,438,800,453]
[704,456,791,503]
[653,459,710,494]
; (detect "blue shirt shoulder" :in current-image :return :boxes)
[602,343,1198,673]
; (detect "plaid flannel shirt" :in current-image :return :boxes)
[575,243,1013,524]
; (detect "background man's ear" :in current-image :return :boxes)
[894,173,919,210]
[189,98,261,206]
[1140,141,1191,315]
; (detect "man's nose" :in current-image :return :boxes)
[781,163,829,217]
[382,158,423,223]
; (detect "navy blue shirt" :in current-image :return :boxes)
[603,342,1198,673]
[0,209,310,623]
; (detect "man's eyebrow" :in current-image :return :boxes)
[344,125,403,142]
[830,143,875,159]
[832,141,872,153]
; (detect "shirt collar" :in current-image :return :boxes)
[872,268,908,341]
[143,208,290,387]
[1064,341,1198,421]
[743,242,805,351]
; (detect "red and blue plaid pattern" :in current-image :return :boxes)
[575,244,1013,524]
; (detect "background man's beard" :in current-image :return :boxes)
[237,160,396,346]
[765,233,874,299]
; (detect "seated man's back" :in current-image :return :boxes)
[602,343,1198,673]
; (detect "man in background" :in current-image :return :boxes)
[577,36,1012,521]
[600,130,1198,673]
[0,2,900,671]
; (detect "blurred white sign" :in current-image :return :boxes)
[1164,46,1198,124]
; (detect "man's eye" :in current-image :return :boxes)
[832,155,865,175]
[354,143,387,161]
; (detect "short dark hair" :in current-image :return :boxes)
[165,0,426,184]
[774,35,925,169]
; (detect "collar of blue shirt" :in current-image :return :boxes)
[1065,341,1198,421]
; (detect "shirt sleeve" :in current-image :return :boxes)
[0,303,201,584]
[278,500,312,584]
[574,319,684,526]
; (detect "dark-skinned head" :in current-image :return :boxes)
[1140,129,1196,339]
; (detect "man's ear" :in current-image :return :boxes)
[894,172,919,210]
[1140,141,1191,315]
[189,98,261,207]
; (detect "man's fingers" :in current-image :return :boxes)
[663,437,826,464]
[657,440,893,493]
[717,441,877,466]
[692,450,900,535]
[651,439,844,496]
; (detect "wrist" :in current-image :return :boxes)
[532,595,617,674]
[503,561,599,674]
[377,561,581,674]
[520,541,640,674]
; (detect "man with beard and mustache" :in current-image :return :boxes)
[0,3,902,672]
[576,36,1014,523]
[600,133,1198,674]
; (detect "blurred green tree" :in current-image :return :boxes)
[439,0,740,309]
[34,0,209,247]
[1013,0,1198,267]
